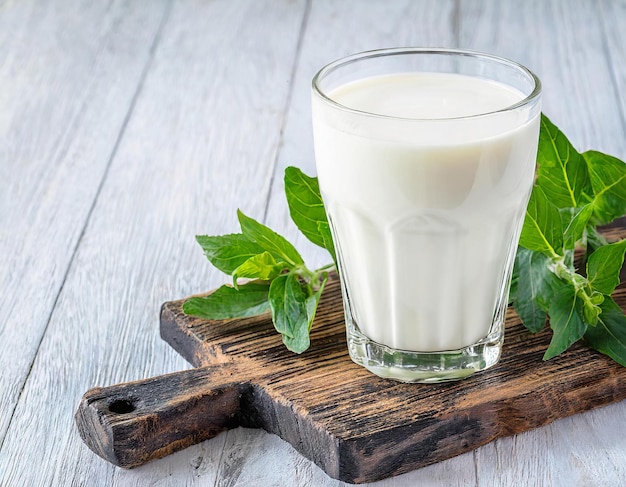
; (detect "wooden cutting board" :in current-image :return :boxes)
[75,221,626,484]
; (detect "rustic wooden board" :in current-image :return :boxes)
[75,222,626,484]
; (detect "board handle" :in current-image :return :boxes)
[75,365,247,468]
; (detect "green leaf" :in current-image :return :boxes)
[583,150,626,225]
[284,167,328,247]
[305,273,328,332]
[232,251,286,288]
[536,114,590,208]
[512,247,558,332]
[519,185,563,257]
[284,167,337,264]
[509,269,519,304]
[317,221,337,266]
[237,210,304,267]
[582,291,604,326]
[182,282,270,319]
[585,225,609,255]
[561,204,593,251]
[268,273,310,353]
[196,234,265,275]
[544,282,588,360]
[587,239,626,295]
[584,297,626,367]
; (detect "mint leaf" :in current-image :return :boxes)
[182,282,270,319]
[196,234,265,275]
[536,114,590,208]
[544,282,587,360]
[232,251,286,288]
[284,167,330,249]
[186,170,336,354]
[268,273,311,353]
[237,210,304,267]
[586,225,609,255]
[582,291,604,326]
[519,185,563,257]
[561,204,593,251]
[185,118,626,361]
[512,248,558,332]
[305,272,328,331]
[517,117,615,360]
[587,239,626,295]
[509,268,519,304]
[584,150,626,225]
[317,221,337,266]
[584,297,626,366]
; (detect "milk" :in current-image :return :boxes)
[312,72,540,352]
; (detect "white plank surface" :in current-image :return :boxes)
[0,0,305,485]
[264,0,458,271]
[460,2,626,487]
[0,0,625,486]
[0,0,169,444]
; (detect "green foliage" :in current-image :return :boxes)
[185,115,626,364]
[195,234,266,275]
[512,114,626,366]
[182,282,271,319]
[183,168,335,354]
[284,167,336,260]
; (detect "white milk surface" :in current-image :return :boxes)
[313,73,539,352]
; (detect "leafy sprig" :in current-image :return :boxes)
[185,116,626,365]
[183,167,336,353]
[510,115,626,365]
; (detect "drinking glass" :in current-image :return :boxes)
[311,48,541,383]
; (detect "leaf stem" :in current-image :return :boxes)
[315,263,336,273]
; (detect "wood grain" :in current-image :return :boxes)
[460,2,626,485]
[3,1,626,486]
[0,0,169,445]
[76,220,626,484]
[264,0,458,270]
[76,365,244,468]
[0,1,306,486]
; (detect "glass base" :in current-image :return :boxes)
[346,320,503,383]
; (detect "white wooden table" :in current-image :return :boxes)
[1,1,625,485]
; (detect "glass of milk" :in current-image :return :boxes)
[311,48,541,383]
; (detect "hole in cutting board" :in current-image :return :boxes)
[108,398,136,414]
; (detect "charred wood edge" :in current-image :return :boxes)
[159,299,344,479]
[74,218,626,477]
[74,366,251,469]
[336,366,626,484]
[73,366,343,475]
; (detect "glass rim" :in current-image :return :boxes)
[312,47,542,122]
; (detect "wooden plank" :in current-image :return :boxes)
[602,0,626,136]
[212,0,626,485]
[458,1,626,486]
[0,0,169,445]
[258,2,468,484]
[258,1,626,483]
[0,1,306,486]
[459,0,625,157]
[2,1,625,485]
[172,2,463,485]
[74,220,626,484]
